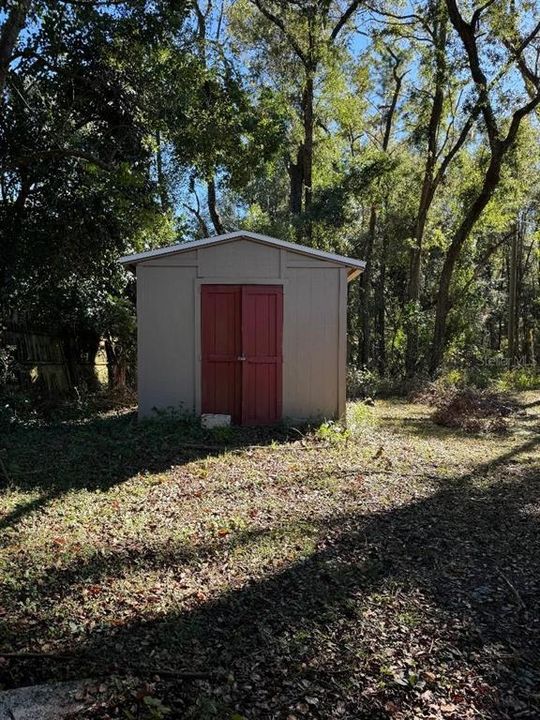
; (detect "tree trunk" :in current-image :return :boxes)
[405,3,447,376]
[405,200,432,375]
[155,130,169,213]
[0,0,31,96]
[360,205,376,366]
[508,224,519,367]
[288,147,304,216]
[105,339,127,388]
[60,333,80,390]
[1,168,31,293]
[288,69,315,240]
[194,2,223,237]
[359,58,403,370]
[207,178,224,235]
[430,151,503,372]
[302,72,314,221]
[375,230,388,375]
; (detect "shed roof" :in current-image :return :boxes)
[120,231,365,280]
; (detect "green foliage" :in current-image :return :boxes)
[314,420,350,444]
[0,0,192,368]
[495,367,540,391]
[347,367,380,399]
[347,402,376,432]
[1,0,539,394]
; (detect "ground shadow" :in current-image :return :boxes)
[0,410,301,531]
[2,424,539,718]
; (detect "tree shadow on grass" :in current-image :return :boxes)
[0,410,301,532]
[3,430,539,718]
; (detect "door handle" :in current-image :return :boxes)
[238,355,246,361]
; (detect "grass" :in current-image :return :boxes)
[0,393,539,719]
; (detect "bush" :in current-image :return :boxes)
[0,391,40,433]
[347,367,380,399]
[434,364,540,393]
[347,402,375,432]
[495,366,540,391]
[0,341,18,387]
[314,420,350,444]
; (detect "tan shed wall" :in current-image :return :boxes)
[282,266,343,419]
[141,250,198,267]
[135,238,348,421]
[198,238,280,278]
[137,265,197,417]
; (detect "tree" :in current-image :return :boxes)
[430,0,540,371]
[359,43,406,368]
[0,0,189,386]
[164,1,286,237]
[238,0,364,238]
[0,0,32,95]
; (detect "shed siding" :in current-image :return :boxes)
[286,250,342,268]
[140,250,198,267]
[198,239,280,278]
[136,237,347,421]
[283,265,341,419]
[137,265,196,416]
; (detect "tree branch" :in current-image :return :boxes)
[513,18,540,58]
[330,0,363,42]
[446,0,540,152]
[183,202,210,236]
[183,183,209,236]
[364,2,433,38]
[433,103,481,186]
[16,148,113,170]
[505,88,540,146]
[471,0,496,30]
[446,0,499,148]
[0,0,32,95]
[461,231,513,296]
[249,0,308,66]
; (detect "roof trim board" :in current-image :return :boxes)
[119,231,365,277]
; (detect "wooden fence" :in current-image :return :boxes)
[4,319,109,394]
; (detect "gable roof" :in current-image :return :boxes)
[119,231,365,279]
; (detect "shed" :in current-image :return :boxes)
[120,231,365,424]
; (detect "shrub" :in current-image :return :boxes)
[347,402,375,432]
[0,389,41,433]
[495,366,540,391]
[0,385,137,431]
[314,420,350,444]
[347,367,380,399]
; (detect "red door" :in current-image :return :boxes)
[201,285,242,423]
[241,285,283,425]
[201,285,283,425]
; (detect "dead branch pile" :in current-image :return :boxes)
[411,383,517,433]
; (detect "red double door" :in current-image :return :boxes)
[201,285,283,425]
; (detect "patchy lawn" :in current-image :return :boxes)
[0,394,539,719]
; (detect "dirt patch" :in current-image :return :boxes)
[0,680,91,719]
